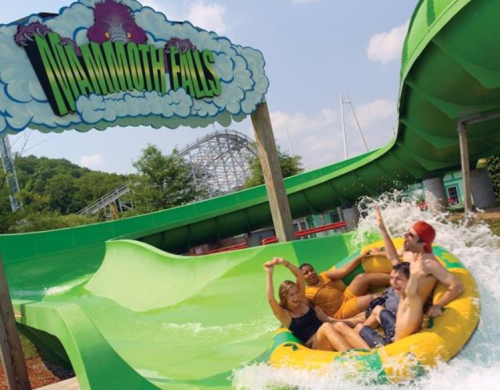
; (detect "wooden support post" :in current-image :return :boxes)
[0,253,31,390]
[458,122,472,221]
[251,102,295,243]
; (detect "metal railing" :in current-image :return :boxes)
[76,183,131,215]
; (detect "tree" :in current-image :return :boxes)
[243,149,304,189]
[47,174,79,214]
[131,144,206,212]
[0,177,13,233]
[0,153,129,232]
[7,212,99,234]
[73,171,127,211]
[479,156,500,200]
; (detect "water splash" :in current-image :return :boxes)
[11,273,92,299]
[232,192,500,390]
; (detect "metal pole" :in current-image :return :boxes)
[349,98,370,152]
[285,128,294,155]
[340,94,348,160]
[0,136,22,212]
[458,122,472,220]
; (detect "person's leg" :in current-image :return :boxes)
[339,312,366,327]
[379,309,397,344]
[355,293,382,312]
[311,323,351,352]
[372,305,385,322]
[359,326,385,348]
[336,288,384,319]
[348,273,391,296]
[362,305,384,329]
[332,322,369,349]
[354,323,364,333]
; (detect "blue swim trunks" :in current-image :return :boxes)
[360,309,396,348]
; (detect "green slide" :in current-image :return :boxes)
[1,0,499,388]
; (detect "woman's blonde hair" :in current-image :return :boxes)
[278,280,298,308]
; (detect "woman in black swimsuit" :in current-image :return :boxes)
[264,257,368,351]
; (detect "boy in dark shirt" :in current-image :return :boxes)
[357,262,408,347]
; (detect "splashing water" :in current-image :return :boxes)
[232,192,500,390]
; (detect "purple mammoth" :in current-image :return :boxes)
[15,0,196,72]
[87,0,147,44]
[86,0,196,56]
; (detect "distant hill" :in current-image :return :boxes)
[1,155,129,233]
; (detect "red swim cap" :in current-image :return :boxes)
[412,221,436,253]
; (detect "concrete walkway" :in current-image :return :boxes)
[37,378,80,390]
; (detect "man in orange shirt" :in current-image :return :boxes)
[300,251,390,320]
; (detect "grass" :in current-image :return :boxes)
[20,334,38,360]
[484,219,500,237]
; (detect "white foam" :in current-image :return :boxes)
[11,273,92,299]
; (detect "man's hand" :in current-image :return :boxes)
[362,248,382,258]
[375,205,384,229]
[427,304,443,317]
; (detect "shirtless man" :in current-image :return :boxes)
[299,252,390,320]
[375,205,464,318]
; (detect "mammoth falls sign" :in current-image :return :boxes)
[0,0,269,135]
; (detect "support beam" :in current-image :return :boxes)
[422,177,448,213]
[0,254,31,390]
[251,102,295,243]
[458,122,472,219]
[471,168,496,209]
[341,206,360,232]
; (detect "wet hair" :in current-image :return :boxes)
[392,262,410,279]
[278,280,298,307]
[299,263,314,271]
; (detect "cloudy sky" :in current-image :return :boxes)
[2,0,418,174]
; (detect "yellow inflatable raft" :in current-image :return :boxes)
[268,239,480,383]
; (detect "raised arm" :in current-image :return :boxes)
[375,205,400,265]
[272,257,306,296]
[405,259,424,309]
[263,261,289,326]
[424,259,464,317]
[325,251,370,280]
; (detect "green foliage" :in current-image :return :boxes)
[0,178,14,233]
[0,154,128,233]
[484,219,500,238]
[131,144,207,213]
[120,209,144,219]
[15,154,126,215]
[74,171,127,209]
[243,149,304,189]
[47,174,79,214]
[7,212,99,234]
[479,156,500,200]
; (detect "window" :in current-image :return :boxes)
[447,185,460,206]
[330,211,341,223]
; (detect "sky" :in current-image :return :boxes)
[1,0,419,174]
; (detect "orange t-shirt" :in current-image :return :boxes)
[304,272,346,317]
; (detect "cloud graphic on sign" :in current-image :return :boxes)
[0,0,269,136]
[76,89,193,124]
